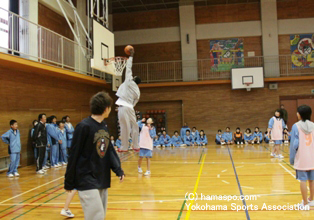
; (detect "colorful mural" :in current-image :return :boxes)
[290,34,314,68]
[209,38,244,71]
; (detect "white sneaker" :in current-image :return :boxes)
[62,162,67,166]
[270,153,275,157]
[43,166,49,169]
[43,169,47,173]
[138,167,143,174]
[37,170,45,174]
[297,201,310,210]
[61,209,74,218]
[221,142,225,145]
[237,142,240,145]
[278,154,284,159]
[7,173,14,178]
[144,171,151,176]
[14,172,20,177]
[241,142,243,145]
[257,141,260,144]
[308,200,314,207]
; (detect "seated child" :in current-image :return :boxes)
[171,131,183,147]
[153,136,161,148]
[264,130,271,144]
[183,130,195,146]
[191,127,200,143]
[159,130,171,148]
[215,130,225,145]
[180,123,191,141]
[234,127,244,145]
[197,130,208,146]
[283,128,291,144]
[223,127,233,144]
[252,127,263,144]
[244,128,253,144]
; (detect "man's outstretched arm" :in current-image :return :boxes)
[125,49,134,80]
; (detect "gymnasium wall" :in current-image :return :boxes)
[0,67,116,167]
[38,3,74,40]
[139,81,314,141]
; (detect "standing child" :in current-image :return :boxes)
[234,127,244,145]
[47,116,62,168]
[58,121,68,166]
[244,128,253,144]
[183,130,194,146]
[268,109,286,158]
[223,127,233,144]
[215,130,225,145]
[138,118,154,176]
[197,130,208,146]
[159,130,171,148]
[64,116,74,155]
[31,120,38,162]
[289,105,314,209]
[1,120,21,177]
[283,128,291,144]
[171,131,183,147]
[252,127,263,144]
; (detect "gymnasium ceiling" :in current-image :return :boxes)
[111,0,261,13]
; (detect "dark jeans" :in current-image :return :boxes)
[235,137,243,143]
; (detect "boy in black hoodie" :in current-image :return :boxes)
[64,91,125,220]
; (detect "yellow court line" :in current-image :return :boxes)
[184,154,206,220]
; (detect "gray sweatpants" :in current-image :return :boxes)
[78,189,108,220]
[118,106,139,150]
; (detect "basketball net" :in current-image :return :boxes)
[245,83,252,91]
[104,57,128,76]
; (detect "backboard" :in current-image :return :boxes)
[91,19,115,75]
[231,67,264,91]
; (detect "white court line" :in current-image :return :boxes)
[235,166,244,169]
[221,169,227,172]
[0,176,64,204]
[255,163,267,166]
[241,186,254,190]
[278,163,297,179]
[222,180,230,184]
[217,174,220,178]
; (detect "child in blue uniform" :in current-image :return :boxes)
[1,120,21,177]
[58,121,68,165]
[283,128,291,144]
[180,123,191,141]
[223,127,233,144]
[184,130,194,146]
[191,127,200,143]
[115,136,121,150]
[252,127,263,144]
[153,136,161,148]
[244,128,253,144]
[215,130,225,145]
[159,130,171,148]
[171,131,183,147]
[197,130,208,146]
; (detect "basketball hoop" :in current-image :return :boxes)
[245,83,252,91]
[104,57,128,76]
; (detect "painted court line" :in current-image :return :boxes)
[278,163,296,179]
[184,154,207,220]
[241,186,254,190]
[0,176,64,205]
[221,169,227,173]
[235,166,244,169]
[222,180,230,184]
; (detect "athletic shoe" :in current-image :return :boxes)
[270,153,275,157]
[62,162,67,166]
[144,171,151,176]
[237,142,240,145]
[37,170,45,174]
[14,172,20,177]
[60,209,74,218]
[118,149,128,153]
[7,173,14,178]
[133,148,140,152]
[43,165,50,169]
[257,141,260,144]
[138,167,143,174]
[308,200,314,207]
[278,154,284,159]
[241,142,243,145]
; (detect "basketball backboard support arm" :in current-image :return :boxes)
[56,0,93,56]
[90,0,109,28]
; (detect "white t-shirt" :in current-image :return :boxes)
[115,98,133,109]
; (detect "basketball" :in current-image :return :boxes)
[124,45,134,55]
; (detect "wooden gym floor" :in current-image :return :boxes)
[0,144,314,219]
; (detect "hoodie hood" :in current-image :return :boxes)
[297,120,314,134]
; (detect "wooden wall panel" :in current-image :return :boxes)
[195,3,261,24]
[197,36,262,59]
[115,42,182,63]
[0,67,117,166]
[113,9,180,31]
[38,3,74,40]
[277,0,314,19]
[139,80,314,142]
